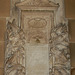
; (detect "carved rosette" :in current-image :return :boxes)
[49,23,70,75]
[5,20,26,75]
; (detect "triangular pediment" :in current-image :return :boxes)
[16,0,59,10]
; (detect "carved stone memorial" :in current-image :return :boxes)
[5,0,71,75]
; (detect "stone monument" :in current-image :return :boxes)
[5,0,70,75]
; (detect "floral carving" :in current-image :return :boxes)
[49,23,70,75]
[28,18,47,28]
[5,19,26,75]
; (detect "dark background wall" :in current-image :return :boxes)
[65,1,75,75]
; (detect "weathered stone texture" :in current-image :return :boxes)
[5,21,26,75]
[5,0,70,75]
[49,23,70,75]
[26,45,49,75]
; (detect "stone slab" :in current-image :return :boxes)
[26,45,49,75]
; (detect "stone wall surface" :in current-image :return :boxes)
[0,0,10,75]
[49,0,67,25]
[0,0,10,17]
[0,18,6,75]
[5,0,70,75]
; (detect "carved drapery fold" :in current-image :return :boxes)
[49,23,70,75]
[5,20,26,75]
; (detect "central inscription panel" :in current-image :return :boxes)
[21,11,53,75]
[26,45,49,75]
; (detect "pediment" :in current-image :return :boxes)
[16,0,59,10]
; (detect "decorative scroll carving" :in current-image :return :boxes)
[16,0,59,7]
[49,23,70,75]
[5,19,26,75]
[28,18,47,28]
